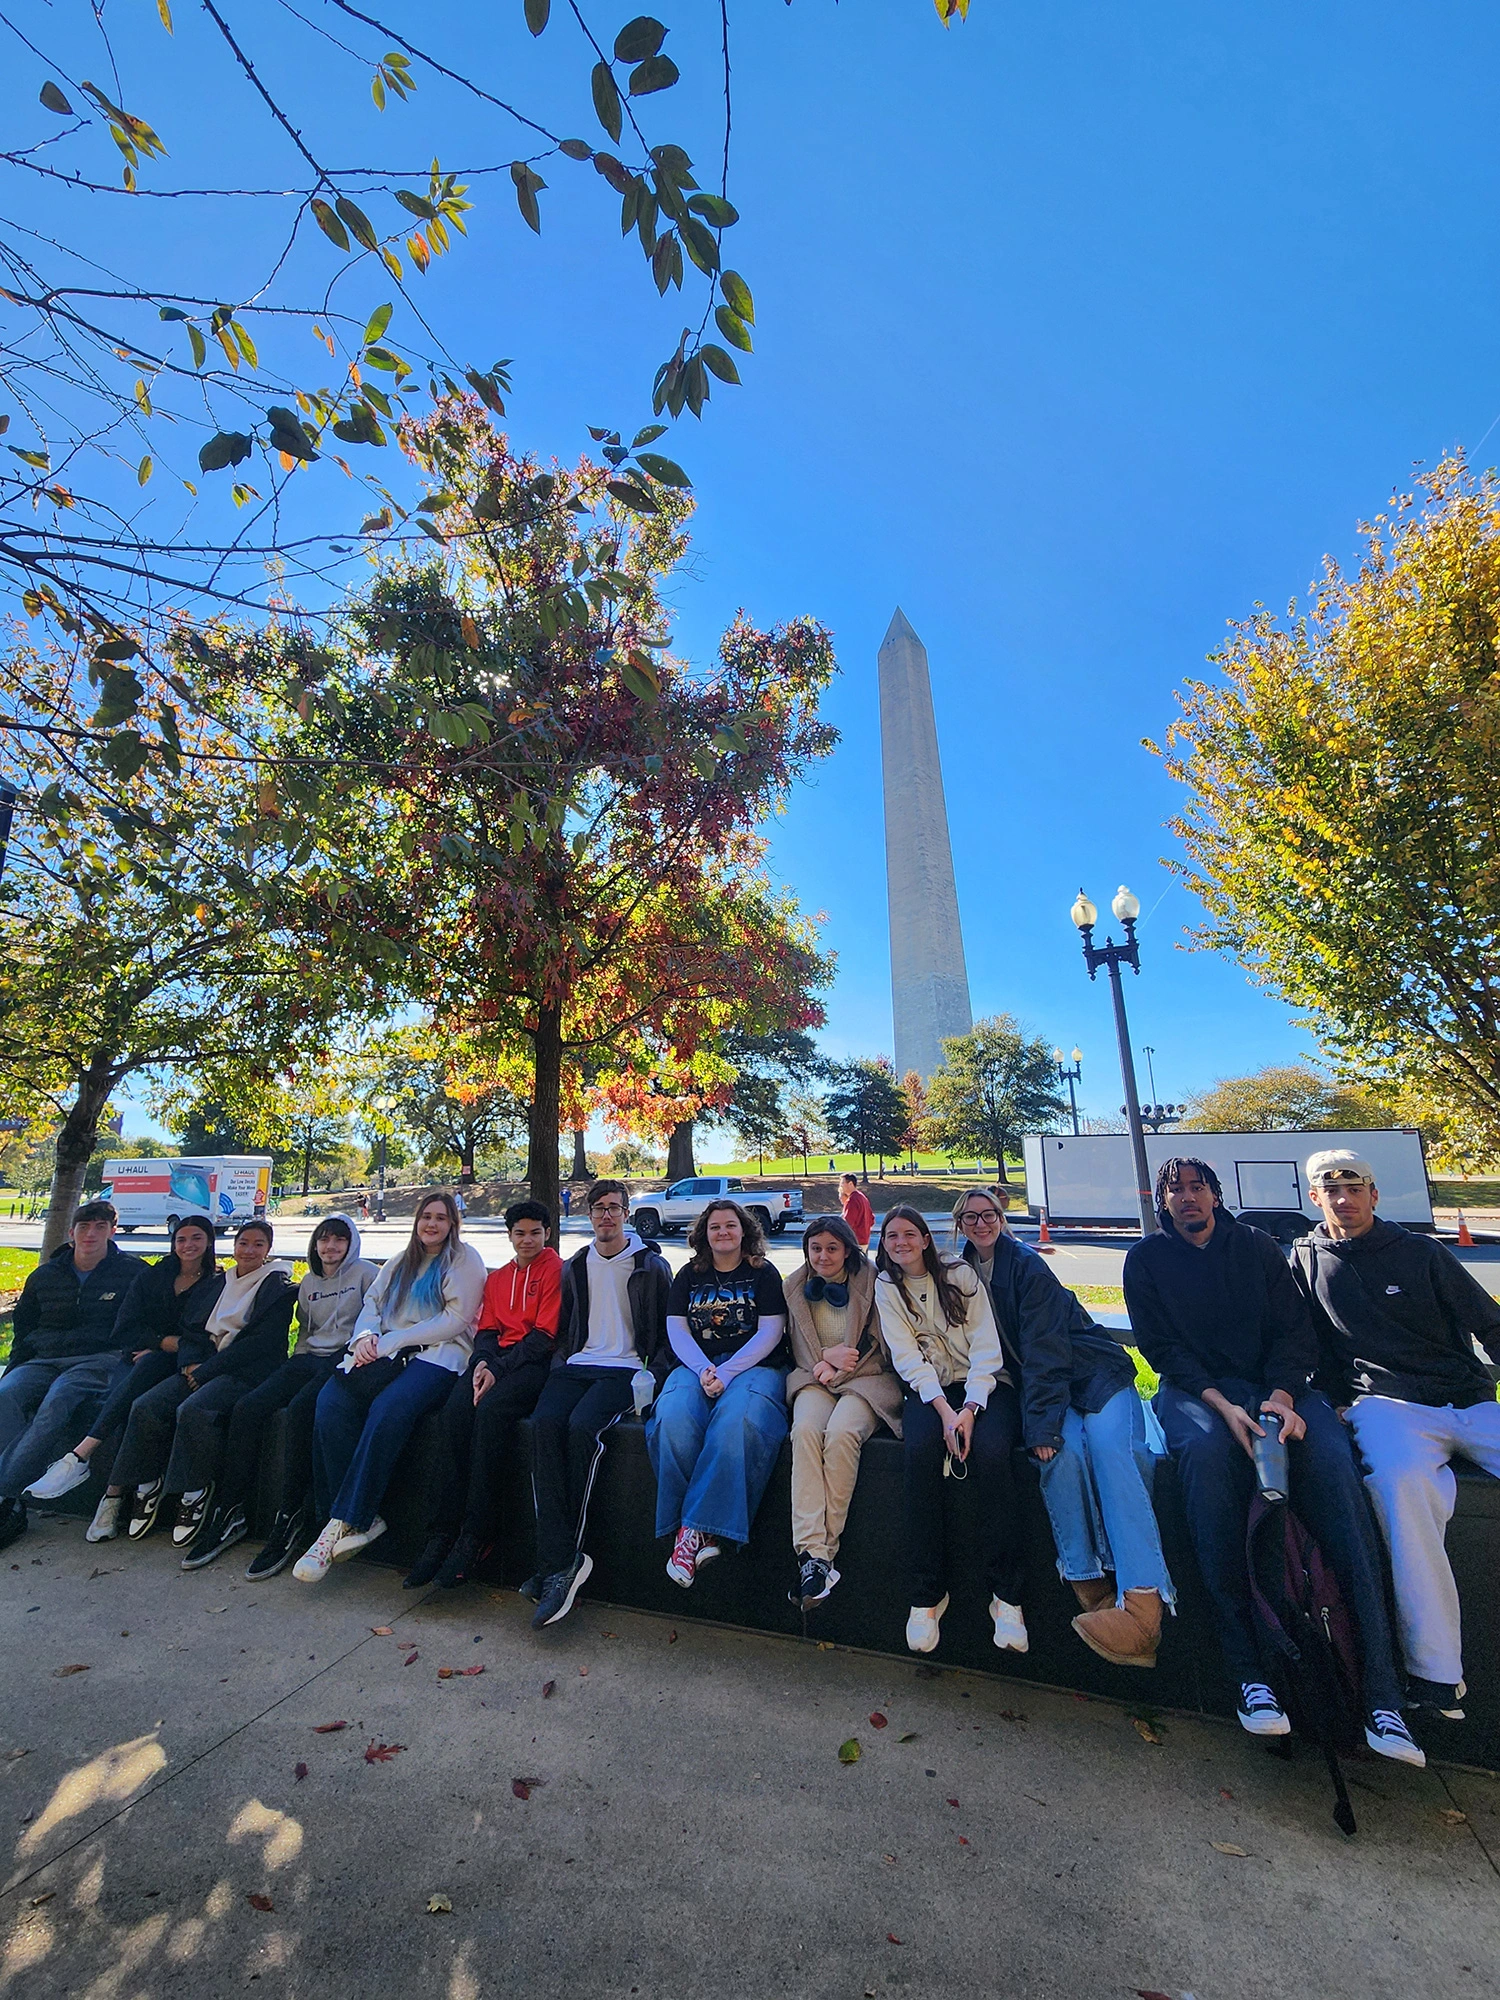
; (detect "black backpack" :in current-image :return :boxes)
[1245,1492,1364,1835]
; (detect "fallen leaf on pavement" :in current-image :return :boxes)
[838,1738,861,1765]
[248,1893,274,1912]
[511,1776,545,1799]
[958,1836,970,1847]
[427,1894,452,1914]
[207,1606,227,1614]
[461,1664,485,1676]
[946,1797,960,1809]
[437,1667,455,1679]
[816,1641,835,1652]
[5,1750,26,1761]
[403,1650,419,1667]
[897,1732,918,1743]
[1131,1717,1162,1745]
[882,1854,897,1864]
[370,1626,393,1636]
[542,1680,556,1699]
[53,1664,89,1677]
[869,1712,888,1729]
[579,1666,589,1677]
[1438,1808,1468,1826]
[865,1989,877,1997]
[86,1567,122,1581]
[312,1721,347,1733]
[294,1762,308,1781]
[667,1630,678,1643]
[1136,1991,1176,1999]
[886,1933,903,1945]
[1219,1788,1234,1801]
[1210,1842,1249,1857]
[29,1892,55,1908]
[364,1742,405,1763]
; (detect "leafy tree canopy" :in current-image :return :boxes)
[924,1014,1065,1182]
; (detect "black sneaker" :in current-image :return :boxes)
[171,1484,214,1549]
[403,1532,454,1589]
[790,1554,838,1609]
[518,1571,546,1603]
[1365,1707,1426,1767]
[1405,1675,1466,1720]
[435,1531,489,1589]
[180,1504,247,1571]
[127,1479,165,1540]
[245,1506,305,1580]
[0,1498,27,1554]
[531,1552,593,1629]
[1236,1681,1291,1736]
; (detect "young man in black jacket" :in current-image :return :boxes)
[526,1181,671,1629]
[1292,1148,1500,1722]
[0,1201,143,1551]
[1124,1157,1423,1764]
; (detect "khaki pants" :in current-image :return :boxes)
[790,1385,879,1562]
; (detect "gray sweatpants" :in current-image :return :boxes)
[1346,1393,1500,1685]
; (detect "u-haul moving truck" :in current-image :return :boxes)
[1022,1129,1432,1234]
[100,1155,273,1233]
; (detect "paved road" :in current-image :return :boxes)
[3,1516,1496,1999]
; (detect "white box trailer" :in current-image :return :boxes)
[1022,1129,1433,1235]
[101,1155,273,1234]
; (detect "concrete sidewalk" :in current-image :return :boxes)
[3,1514,1497,2000]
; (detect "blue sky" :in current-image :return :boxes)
[23,4,1494,1131]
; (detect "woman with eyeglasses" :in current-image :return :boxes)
[782,1213,902,1610]
[874,1204,1027,1655]
[953,1188,1172,1668]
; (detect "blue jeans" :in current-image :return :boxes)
[647,1365,789,1544]
[313,1358,454,1533]
[0,1352,123,1499]
[1155,1379,1403,1708]
[1037,1387,1175,1605]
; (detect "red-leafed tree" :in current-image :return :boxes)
[311,399,837,1225]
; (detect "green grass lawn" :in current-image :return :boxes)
[700,1151,1027,1181]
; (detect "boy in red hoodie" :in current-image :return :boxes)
[403,1200,562,1589]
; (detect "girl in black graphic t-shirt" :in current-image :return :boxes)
[647,1200,789,1588]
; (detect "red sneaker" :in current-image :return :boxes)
[666,1526,704,1587]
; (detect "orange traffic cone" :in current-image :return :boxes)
[1037,1208,1056,1254]
[1458,1211,1475,1248]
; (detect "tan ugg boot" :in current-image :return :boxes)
[1070,1575,1115,1613]
[1071,1588,1162,1668]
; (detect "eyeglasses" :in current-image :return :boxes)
[590,1201,626,1216]
[961,1209,1003,1225]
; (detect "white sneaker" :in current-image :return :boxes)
[332,1516,386,1562]
[85,1494,123,1542]
[905,1592,950,1654]
[293,1520,348,1582]
[26,1452,92,1500]
[990,1597,1029,1653]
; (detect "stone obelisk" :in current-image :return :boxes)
[878,608,973,1079]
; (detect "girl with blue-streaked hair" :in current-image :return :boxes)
[295,1192,486,1581]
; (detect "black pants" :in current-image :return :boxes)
[902,1381,1025,1609]
[432,1356,551,1541]
[219,1352,340,1516]
[111,1372,248,1494]
[91,1350,177,1443]
[531,1365,634,1575]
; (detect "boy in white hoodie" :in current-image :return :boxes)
[185,1213,376,1575]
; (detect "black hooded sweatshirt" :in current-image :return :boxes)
[1123,1207,1317,1400]
[1291,1216,1500,1409]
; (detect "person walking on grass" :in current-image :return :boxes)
[952,1188,1172,1668]
[783,1214,901,1610]
[874,1204,1028,1657]
[105,1219,296,1552]
[0,1200,144,1553]
[526,1181,671,1629]
[294,1192,485,1581]
[1124,1156,1424,1766]
[403,1199,563,1591]
[1292,1148,1500,1726]
[26,1215,220,1542]
[180,1213,377,1575]
[839,1173,874,1251]
[648,1199,790,1591]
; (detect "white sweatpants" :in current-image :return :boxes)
[1346,1394,1500,1685]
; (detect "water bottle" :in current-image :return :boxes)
[631,1366,655,1418]
[1252,1409,1288,1503]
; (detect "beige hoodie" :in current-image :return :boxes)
[874,1256,1005,1408]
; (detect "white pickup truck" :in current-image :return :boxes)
[631,1176,805,1240]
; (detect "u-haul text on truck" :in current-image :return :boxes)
[100,1156,273,1233]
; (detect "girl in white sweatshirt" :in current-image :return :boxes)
[295,1193,486,1579]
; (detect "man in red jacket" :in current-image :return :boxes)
[839,1173,875,1250]
[402,1199,562,1590]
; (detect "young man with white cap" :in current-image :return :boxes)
[1292,1148,1500,1722]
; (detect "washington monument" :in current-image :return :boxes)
[877,608,973,1080]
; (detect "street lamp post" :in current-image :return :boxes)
[1053,1046,1083,1137]
[372,1092,395,1222]
[1070,886,1156,1236]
